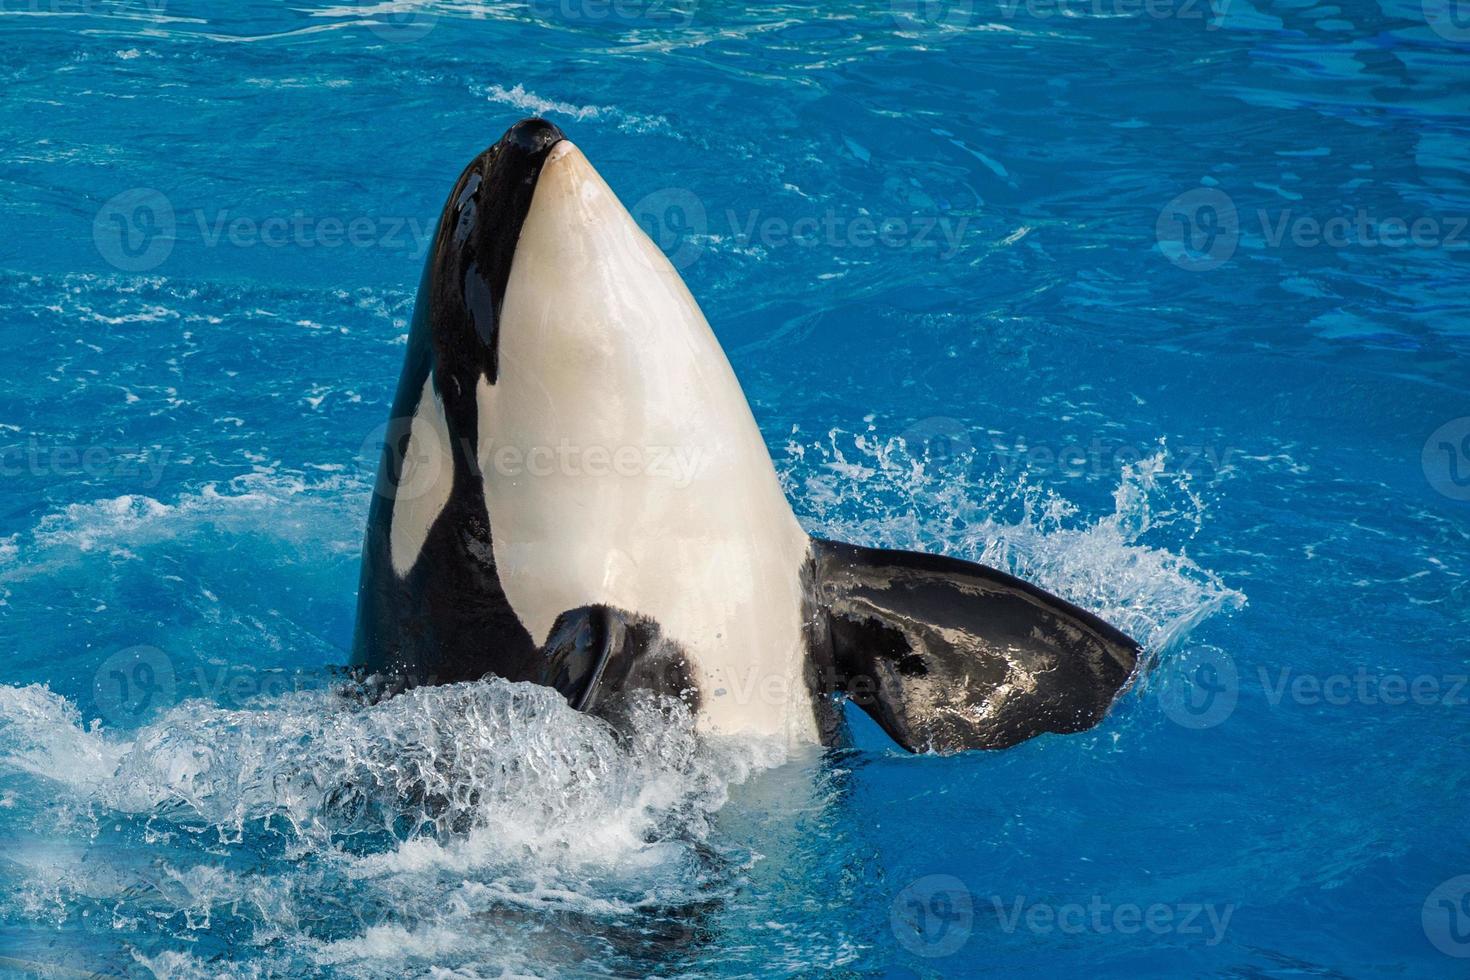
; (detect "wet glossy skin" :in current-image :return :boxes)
[352,118,1140,750]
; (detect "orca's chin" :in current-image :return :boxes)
[497,135,695,355]
[524,138,652,254]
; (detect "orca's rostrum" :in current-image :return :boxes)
[352,118,1140,753]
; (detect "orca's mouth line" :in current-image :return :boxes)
[427,117,566,388]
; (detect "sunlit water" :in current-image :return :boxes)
[1,0,1467,976]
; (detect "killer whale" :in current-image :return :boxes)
[351,118,1140,752]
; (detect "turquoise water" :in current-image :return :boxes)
[1,0,1468,976]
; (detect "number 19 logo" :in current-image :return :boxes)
[93,645,176,727]
[1157,188,1239,271]
[891,874,974,958]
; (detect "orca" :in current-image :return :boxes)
[351,118,1140,752]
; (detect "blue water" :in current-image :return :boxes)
[1,1,1467,976]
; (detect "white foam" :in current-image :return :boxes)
[483,84,674,136]
[0,677,784,969]
[0,415,1245,975]
[0,685,125,793]
[784,427,1246,656]
[3,473,367,582]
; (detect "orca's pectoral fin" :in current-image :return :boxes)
[811,539,1141,753]
[539,605,699,718]
[539,605,627,711]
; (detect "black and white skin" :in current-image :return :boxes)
[351,118,1141,753]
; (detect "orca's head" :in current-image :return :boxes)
[409,116,724,477]
[415,117,702,433]
[419,117,568,398]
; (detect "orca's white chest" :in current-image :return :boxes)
[473,142,819,743]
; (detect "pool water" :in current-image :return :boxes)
[1,1,1467,976]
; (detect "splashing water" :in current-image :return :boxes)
[783,426,1246,657]
[4,0,1463,968]
[0,679,788,976]
[0,449,1241,975]
[0,417,1246,976]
